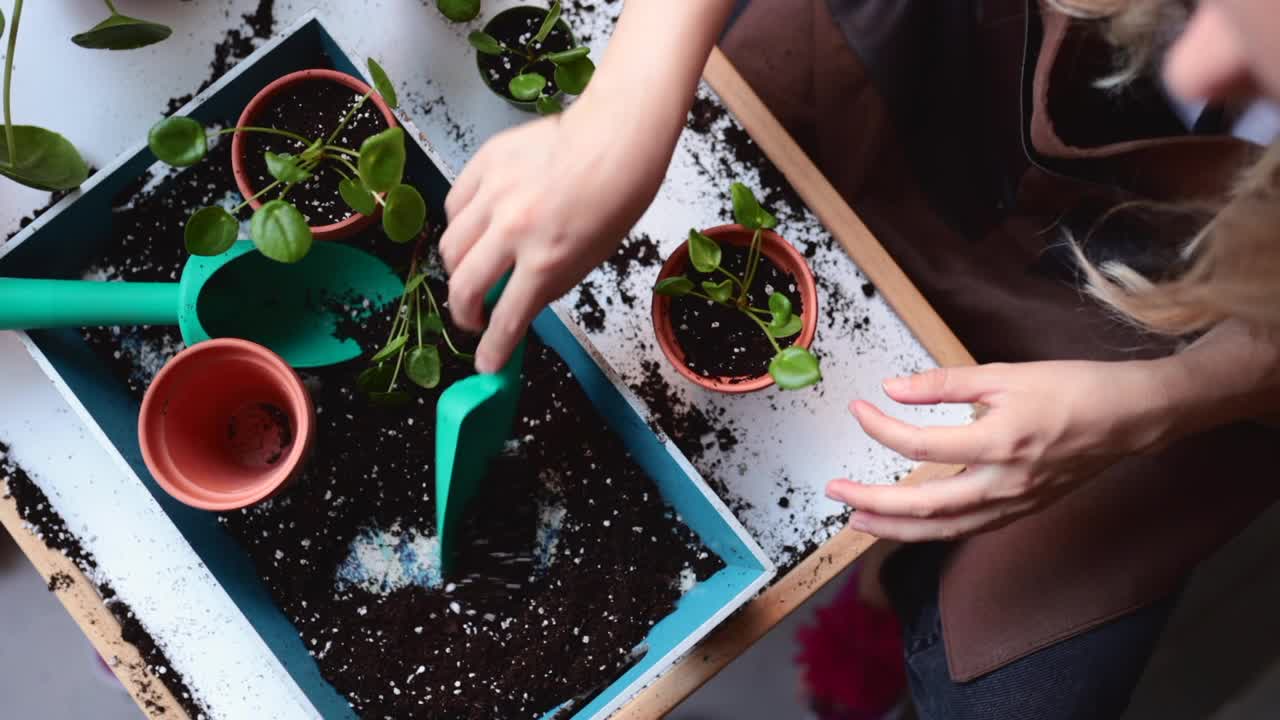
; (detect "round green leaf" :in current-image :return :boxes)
[339,177,377,216]
[687,229,721,273]
[300,138,325,162]
[148,117,207,167]
[730,182,778,230]
[406,345,442,389]
[357,127,406,193]
[769,347,822,390]
[358,363,396,394]
[383,184,427,244]
[767,291,793,327]
[0,125,90,191]
[553,57,594,95]
[437,0,481,22]
[250,200,313,263]
[508,73,547,102]
[654,277,694,297]
[423,313,445,334]
[533,1,562,44]
[468,31,504,56]
[535,95,563,115]
[546,47,590,65]
[371,333,408,363]
[701,279,733,303]
[184,206,239,256]
[367,58,399,109]
[72,13,172,50]
[264,152,312,184]
[766,314,803,339]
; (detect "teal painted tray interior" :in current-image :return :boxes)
[0,17,770,719]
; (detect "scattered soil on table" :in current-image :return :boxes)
[669,244,804,380]
[479,6,575,100]
[1,442,209,719]
[241,78,388,226]
[163,0,278,115]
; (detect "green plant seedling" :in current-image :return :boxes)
[468,1,595,114]
[653,182,822,390]
[147,58,427,263]
[72,0,172,50]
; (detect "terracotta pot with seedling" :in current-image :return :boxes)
[146,58,427,263]
[653,183,822,393]
[468,1,595,114]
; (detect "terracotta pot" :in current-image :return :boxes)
[139,338,315,511]
[652,224,819,394]
[475,6,576,113]
[231,69,398,242]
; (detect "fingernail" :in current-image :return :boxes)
[883,376,907,393]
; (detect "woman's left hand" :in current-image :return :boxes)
[826,360,1178,542]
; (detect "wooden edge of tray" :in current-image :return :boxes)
[0,479,189,719]
[614,47,978,718]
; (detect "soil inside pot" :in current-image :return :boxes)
[77,140,724,718]
[670,243,805,381]
[241,77,387,226]
[479,7,574,100]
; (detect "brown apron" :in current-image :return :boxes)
[722,0,1278,681]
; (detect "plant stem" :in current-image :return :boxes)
[414,289,423,348]
[213,125,311,146]
[424,283,473,360]
[104,0,118,14]
[326,90,373,146]
[715,266,745,291]
[3,0,23,166]
[232,177,283,212]
[323,144,360,157]
[743,307,783,353]
[737,228,764,306]
[331,154,360,178]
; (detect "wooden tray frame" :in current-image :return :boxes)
[0,46,973,720]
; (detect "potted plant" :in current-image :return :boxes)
[468,1,595,114]
[146,58,427,263]
[653,182,822,392]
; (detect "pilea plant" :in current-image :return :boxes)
[146,58,426,264]
[72,0,172,51]
[468,1,594,114]
[437,0,481,23]
[654,183,823,390]
[358,235,473,406]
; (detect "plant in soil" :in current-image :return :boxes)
[147,58,426,264]
[468,1,594,114]
[654,183,822,390]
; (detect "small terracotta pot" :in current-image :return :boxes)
[231,69,398,242]
[652,224,819,394]
[139,339,315,511]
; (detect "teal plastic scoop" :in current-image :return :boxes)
[0,240,403,368]
[435,277,526,577]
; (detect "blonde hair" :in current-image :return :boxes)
[1052,0,1280,335]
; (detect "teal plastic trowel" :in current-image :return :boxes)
[435,276,526,577]
[0,240,403,367]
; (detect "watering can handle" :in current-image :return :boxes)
[0,278,181,331]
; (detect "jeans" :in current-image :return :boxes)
[882,543,1179,720]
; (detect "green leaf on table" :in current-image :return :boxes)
[768,346,822,390]
[702,279,733,303]
[423,313,445,334]
[358,362,396,393]
[357,127,406,193]
[371,333,409,364]
[508,73,547,101]
[533,1,561,44]
[338,177,377,216]
[264,152,312,184]
[148,117,207,167]
[767,314,803,339]
[406,345,442,389]
[367,58,399,109]
[184,206,239,256]
[553,57,594,95]
[0,126,90,191]
[468,31,505,55]
[653,277,694,297]
[437,0,481,22]
[546,47,590,64]
[730,181,778,230]
[250,200,312,263]
[535,95,563,115]
[767,291,793,327]
[383,184,427,243]
[72,12,172,50]
[687,229,721,273]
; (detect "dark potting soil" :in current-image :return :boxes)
[76,135,722,717]
[1,442,209,719]
[479,6,575,100]
[241,78,388,226]
[670,243,804,380]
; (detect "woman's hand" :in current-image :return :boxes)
[826,360,1180,542]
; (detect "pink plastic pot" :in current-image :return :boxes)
[139,339,315,511]
[231,69,398,242]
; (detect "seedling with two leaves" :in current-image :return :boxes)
[147,58,426,264]
[468,1,594,114]
[654,183,823,390]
